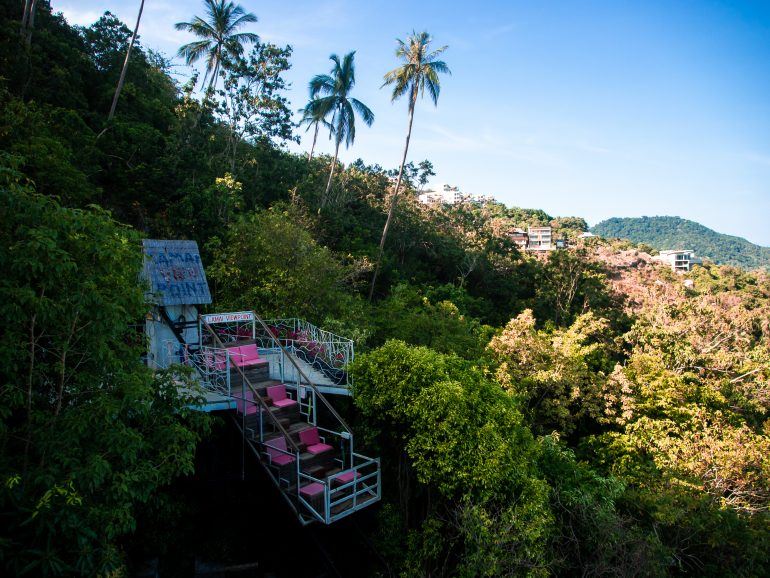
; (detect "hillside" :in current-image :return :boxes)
[592,216,770,270]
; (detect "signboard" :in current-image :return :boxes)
[142,239,212,306]
[201,311,255,325]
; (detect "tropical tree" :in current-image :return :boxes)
[175,0,259,94]
[307,52,374,207]
[0,158,210,574]
[298,96,330,162]
[369,31,449,300]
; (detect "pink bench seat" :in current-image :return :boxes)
[300,482,325,498]
[298,427,333,455]
[228,344,264,367]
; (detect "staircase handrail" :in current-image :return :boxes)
[200,317,302,454]
[250,311,353,435]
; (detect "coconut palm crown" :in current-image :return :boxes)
[382,31,449,106]
[307,52,374,205]
[175,0,259,93]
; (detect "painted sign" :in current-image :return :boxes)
[201,311,255,324]
[142,239,212,305]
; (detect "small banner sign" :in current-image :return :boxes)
[201,311,255,324]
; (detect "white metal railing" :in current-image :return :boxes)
[158,340,231,396]
[261,318,354,387]
[297,453,381,524]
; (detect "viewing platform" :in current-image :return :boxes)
[154,310,380,526]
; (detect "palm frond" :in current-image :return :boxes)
[349,98,374,126]
[338,101,354,147]
[426,45,449,61]
[177,39,212,64]
[309,74,335,97]
[307,95,337,120]
[228,12,258,33]
[428,60,451,75]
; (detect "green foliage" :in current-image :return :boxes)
[489,309,616,436]
[208,206,366,321]
[174,0,259,94]
[504,206,553,228]
[0,162,209,575]
[593,215,770,271]
[530,247,624,328]
[371,283,493,360]
[537,436,669,576]
[351,341,552,576]
[551,215,589,239]
[215,42,297,172]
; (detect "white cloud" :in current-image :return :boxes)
[57,5,101,26]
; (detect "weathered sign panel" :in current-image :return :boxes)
[142,239,212,306]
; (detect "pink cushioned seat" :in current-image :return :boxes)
[229,344,263,367]
[298,427,333,455]
[267,384,297,408]
[265,436,295,466]
[300,482,325,498]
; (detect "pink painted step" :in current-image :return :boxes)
[332,470,361,485]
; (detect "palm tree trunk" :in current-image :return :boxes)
[107,0,145,122]
[308,122,319,161]
[21,0,32,33]
[23,0,38,48]
[207,59,220,95]
[369,92,417,301]
[322,139,341,207]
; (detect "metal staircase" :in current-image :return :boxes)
[162,310,380,525]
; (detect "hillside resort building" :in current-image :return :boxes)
[417,184,494,205]
[505,226,566,251]
[654,250,702,272]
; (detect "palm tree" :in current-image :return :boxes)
[298,97,330,162]
[307,52,374,207]
[175,0,259,95]
[107,0,145,122]
[368,31,449,301]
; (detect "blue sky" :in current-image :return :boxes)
[59,0,770,245]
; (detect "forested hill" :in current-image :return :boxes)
[592,215,770,270]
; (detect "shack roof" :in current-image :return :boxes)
[142,239,212,306]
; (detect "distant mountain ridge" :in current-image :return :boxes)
[591,216,770,271]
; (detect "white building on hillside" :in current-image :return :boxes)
[527,226,553,250]
[418,184,494,205]
[654,250,702,272]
